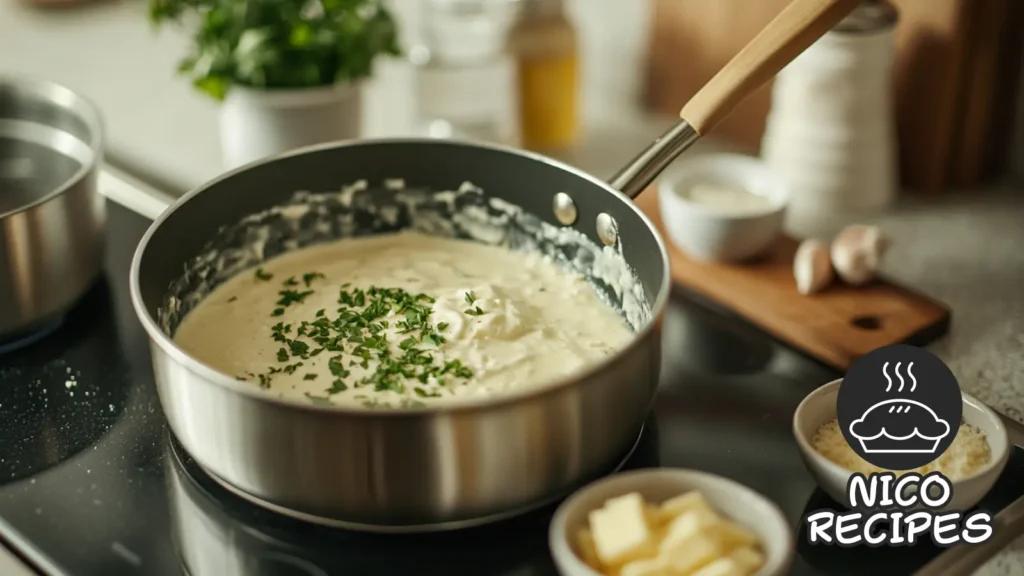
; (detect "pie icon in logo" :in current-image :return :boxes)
[838,345,962,470]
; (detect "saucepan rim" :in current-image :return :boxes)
[0,73,105,220]
[129,137,672,416]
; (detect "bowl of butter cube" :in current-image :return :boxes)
[549,468,794,576]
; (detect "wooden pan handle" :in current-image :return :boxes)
[679,0,863,135]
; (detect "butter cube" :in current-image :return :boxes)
[645,503,662,526]
[730,546,765,573]
[660,534,723,574]
[659,508,721,553]
[620,557,671,576]
[657,492,713,525]
[716,520,758,548]
[691,558,747,576]
[589,492,656,566]
[575,528,603,571]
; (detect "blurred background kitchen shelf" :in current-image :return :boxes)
[646,0,1024,193]
[0,0,668,195]
[5,0,1023,198]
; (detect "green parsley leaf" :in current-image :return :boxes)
[304,393,333,406]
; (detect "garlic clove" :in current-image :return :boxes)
[794,239,834,295]
[831,225,889,286]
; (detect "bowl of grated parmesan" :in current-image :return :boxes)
[793,379,1010,512]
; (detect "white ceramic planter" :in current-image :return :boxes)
[219,83,363,170]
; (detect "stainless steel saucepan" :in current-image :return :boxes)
[130,0,861,532]
[0,76,105,341]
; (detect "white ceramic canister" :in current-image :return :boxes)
[219,82,363,170]
[761,0,898,237]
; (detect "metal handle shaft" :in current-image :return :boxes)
[607,120,699,199]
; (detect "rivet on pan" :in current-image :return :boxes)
[553,192,578,226]
[596,213,618,246]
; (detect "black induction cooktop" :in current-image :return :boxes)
[1,199,1023,576]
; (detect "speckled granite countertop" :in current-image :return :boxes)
[791,185,1024,424]
[871,188,1024,416]
[780,184,1024,574]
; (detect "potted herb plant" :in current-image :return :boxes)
[149,0,402,169]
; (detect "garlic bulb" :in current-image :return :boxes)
[794,239,834,295]
[831,225,889,285]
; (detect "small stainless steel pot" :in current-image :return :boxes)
[130,0,860,532]
[0,76,105,340]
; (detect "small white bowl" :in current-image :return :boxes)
[548,468,794,576]
[658,153,787,263]
[793,379,1010,511]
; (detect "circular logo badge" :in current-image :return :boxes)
[837,344,962,471]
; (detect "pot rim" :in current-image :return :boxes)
[0,74,105,219]
[129,136,672,417]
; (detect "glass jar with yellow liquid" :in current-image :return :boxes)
[509,0,580,152]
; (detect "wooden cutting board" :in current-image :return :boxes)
[634,189,951,370]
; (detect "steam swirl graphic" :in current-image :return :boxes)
[882,361,916,392]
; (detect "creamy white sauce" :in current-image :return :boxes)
[173,231,633,409]
[683,182,776,215]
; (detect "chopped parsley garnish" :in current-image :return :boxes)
[303,272,326,287]
[465,306,486,316]
[247,279,474,403]
[277,289,314,307]
[328,356,350,377]
[254,268,273,281]
[304,393,333,406]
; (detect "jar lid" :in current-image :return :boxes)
[835,0,898,33]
